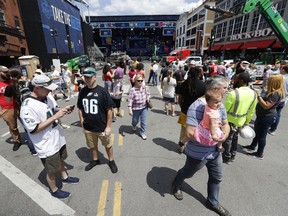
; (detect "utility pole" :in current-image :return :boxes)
[50,28,59,59]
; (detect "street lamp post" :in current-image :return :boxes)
[50,28,59,59]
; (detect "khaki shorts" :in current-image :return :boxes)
[41,145,68,173]
[84,130,112,148]
[177,112,187,128]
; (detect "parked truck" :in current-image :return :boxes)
[161,49,191,66]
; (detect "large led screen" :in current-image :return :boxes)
[38,0,84,54]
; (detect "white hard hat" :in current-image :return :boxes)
[239,125,255,139]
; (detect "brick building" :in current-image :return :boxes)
[0,0,28,67]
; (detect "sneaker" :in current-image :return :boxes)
[172,183,183,200]
[112,116,116,122]
[65,96,71,102]
[241,145,255,151]
[247,152,264,160]
[51,189,71,200]
[171,113,176,117]
[31,150,38,156]
[132,125,137,132]
[140,132,147,140]
[268,130,275,136]
[13,142,22,151]
[60,123,70,129]
[116,113,122,117]
[206,201,231,216]
[222,158,232,165]
[62,176,80,184]
[230,156,235,162]
[85,160,100,171]
[178,141,185,154]
[108,160,118,173]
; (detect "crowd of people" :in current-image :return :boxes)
[0,57,288,215]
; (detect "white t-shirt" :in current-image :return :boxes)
[51,70,62,85]
[62,69,72,83]
[20,93,66,158]
[162,77,177,98]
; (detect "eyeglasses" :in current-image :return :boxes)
[137,80,143,82]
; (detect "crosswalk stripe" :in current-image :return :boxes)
[97,180,109,216]
[120,109,124,117]
[118,134,123,146]
[113,181,122,216]
[0,155,76,216]
[110,133,115,146]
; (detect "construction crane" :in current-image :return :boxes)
[205,0,288,49]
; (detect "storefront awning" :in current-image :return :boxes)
[210,44,223,51]
[221,42,243,50]
[272,40,284,49]
[241,39,275,49]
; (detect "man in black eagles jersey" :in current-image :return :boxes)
[77,67,118,173]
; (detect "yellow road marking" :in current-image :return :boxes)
[97,180,109,216]
[120,109,124,117]
[118,134,123,146]
[110,133,115,146]
[113,181,122,216]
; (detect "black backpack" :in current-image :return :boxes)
[18,80,32,103]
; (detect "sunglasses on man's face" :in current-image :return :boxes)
[137,80,143,83]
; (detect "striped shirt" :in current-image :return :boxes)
[127,86,150,110]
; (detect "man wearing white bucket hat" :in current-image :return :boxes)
[20,74,79,199]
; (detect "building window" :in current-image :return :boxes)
[216,0,231,18]
[191,27,196,36]
[251,10,260,31]
[186,40,189,46]
[177,29,179,36]
[14,16,20,28]
[0,8,5,25]
[190,38,195,46]
[276,0,286,16]
[242,14,249,33]
[198,9,205,19]
[180,27,182,35]
[186,29,191,36]
[215,22,227,38]
[183,25,185,34]
[187,18,191,25]
[182,37,185,47]
[228,19,234,36]
[179,38,181,47]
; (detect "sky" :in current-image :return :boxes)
[75,0,203,16]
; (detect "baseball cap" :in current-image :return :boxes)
[238,72,253,83]
[63,63,68,67]
[190,60,196,65]
[242,61,250,65]
[83,67,97,77]
[0,65,9,72]
[31,74,58,91]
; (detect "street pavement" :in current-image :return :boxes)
[0,61,287,216]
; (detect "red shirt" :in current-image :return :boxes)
[0,80,14,109]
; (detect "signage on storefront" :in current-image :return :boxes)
[230,28,273,41]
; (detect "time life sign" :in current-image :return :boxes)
[230,28,273,41]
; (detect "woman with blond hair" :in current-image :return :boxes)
[242,74,285,159]
[161,69,177,116]
[127,74,150,140]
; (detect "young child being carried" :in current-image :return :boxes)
[110,74,123,122]
[194,91,226,151]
